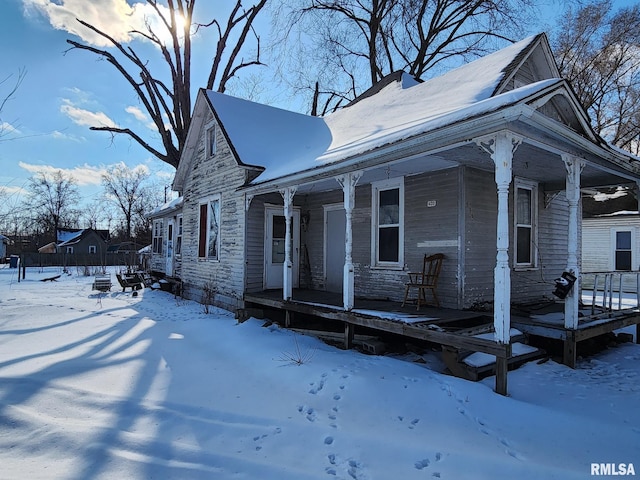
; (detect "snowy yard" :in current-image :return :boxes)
[0,266,639,479]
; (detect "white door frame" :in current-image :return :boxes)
[264,206,300,289]
[166,219,174,277]
[324,203,345,293]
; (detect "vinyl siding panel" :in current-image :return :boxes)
[463,168,497,307]
[583,216,640,272]
[463,168,571,307]
[300,169,461,307]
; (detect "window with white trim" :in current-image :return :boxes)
[66,246,74,254]
[206,125,216,157]
[198,195,221,260]
[514,178,538,267]
[176,214,183,255]
[614,230,632,271]
[153,220,164,254]
[88,245,97,254]
[371,178,404,267]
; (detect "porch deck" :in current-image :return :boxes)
[511,302,640,367]
[243,289,513,393]
[243,289,640,393]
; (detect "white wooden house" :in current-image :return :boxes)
[166,33,640,391]
[583,212,640,272]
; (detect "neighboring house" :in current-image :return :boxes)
[57,228,110,255]
[582,210,640,272]
[0,234,8,260]
[147,196,184,278]
[37,242,57,254]
[169,33,640,349]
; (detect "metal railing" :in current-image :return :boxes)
[582,271,640,314]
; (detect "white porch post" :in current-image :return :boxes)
[280,186,297,301]
[337,171,363,311]
[476,131,521,345]
[562,155,584,330]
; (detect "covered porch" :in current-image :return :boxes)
[242,120,640,394]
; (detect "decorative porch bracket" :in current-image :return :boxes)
[245,193,254,212]
[280,186,297,301]
[562,155,584,331]
[475,131,522,345]
[336,171,363,311]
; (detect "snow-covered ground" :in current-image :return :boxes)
[0,266,639,479]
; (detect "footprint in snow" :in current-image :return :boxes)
[297,405,317,422]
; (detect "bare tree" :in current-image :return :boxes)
[25,170,81,241]
[65,0,267,169]
[552,0,640,154]
[272,0,534,114]
[101,163,155,241]
[0,68,26,142]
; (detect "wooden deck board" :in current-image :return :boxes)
[243,290,508,357]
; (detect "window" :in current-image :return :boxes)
[514,178,538,267]
[371,178,404,267]
[88,245,97,254]
[176,215,183,255]
[615,230,632,271]
[66,246,74,254]
[153,220,163,254]
[198,195,221,260]
[206,125,216,157]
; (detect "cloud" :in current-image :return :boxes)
[22,0,179,48]
[0,122,20,135]
[51,130,85,142]
[18,161,159,187]
[125,105,148,122]
[125,105,157,130]
[60,99,117,128]
[0,185,28,197]
[18,161,107,186]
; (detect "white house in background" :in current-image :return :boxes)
[162,33,640,361]
[582,211,640,272]
[0,234,8,260]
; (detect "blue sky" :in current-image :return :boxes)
[0,0,636,215]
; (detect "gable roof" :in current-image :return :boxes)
[57,228,108,247]
[174,33,635,191]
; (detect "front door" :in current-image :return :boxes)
[264,207,300,289]
[325,204,346,293]
[166,220,174,277]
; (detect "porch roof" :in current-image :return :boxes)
[207,35,564,185]
[204,42,638,196]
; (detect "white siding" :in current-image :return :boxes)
[179,110,253,311]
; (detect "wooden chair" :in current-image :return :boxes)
[92,274,112,292]
[402,253,444,309]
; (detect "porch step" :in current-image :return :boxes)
[442,343,546,381]
[442,328,546,381]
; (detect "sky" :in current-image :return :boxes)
[0,264,639,479]
[0,0,637,223]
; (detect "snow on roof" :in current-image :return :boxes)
[57,229,84,245]
[206,92,332,174]
[207,35,550,185]
[149,196,184,217]
[592,210,640,217]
